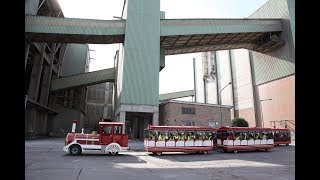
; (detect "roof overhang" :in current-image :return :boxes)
[26,98,58,115]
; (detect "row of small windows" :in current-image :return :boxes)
[182,107,196,114]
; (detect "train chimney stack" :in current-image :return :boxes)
[72,120,77,133]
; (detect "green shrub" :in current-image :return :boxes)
[232,117,249,127]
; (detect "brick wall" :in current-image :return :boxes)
[159,101,231,127]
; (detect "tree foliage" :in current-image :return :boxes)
[231,117,249,127]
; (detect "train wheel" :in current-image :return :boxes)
[266,149,270,152]
[106,143,121,155]
[233,150,238,154]
[203,151,208,155]
[286,144,289,146]
[110,151,118,156]
[156,152,162,156]
[69,145,82,156]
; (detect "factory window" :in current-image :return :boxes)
[182,107,196,114]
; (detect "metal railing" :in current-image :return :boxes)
[270,120,295,133]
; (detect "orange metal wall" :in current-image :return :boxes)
[255,75,295,128]
[235,107,256,127]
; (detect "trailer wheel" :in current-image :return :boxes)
[69,145,82,156]
[203,151,208,155]
[156,152,162,156]
[223,149,228,153]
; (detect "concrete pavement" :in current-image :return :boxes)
[25,138,295,180]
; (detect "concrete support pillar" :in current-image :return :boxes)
[213,51,220,105]
[119,111,126,134]
[228,50,236,119]
[25,41,30,71]
[152,112,159,126]
[249,50,259,127]
[39,43,56,106]
[57,44,67,77]
[27,109,37,136]
[28,44,45,101]
[63,91,68,107]
[139,116,144,139]
[69,89,74,108]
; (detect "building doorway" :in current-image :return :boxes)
[125,112,153,140]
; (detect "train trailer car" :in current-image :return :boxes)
[144,125,218,155]
[63,120,129,155]
[273,128,291,146]
[216,127,274,153]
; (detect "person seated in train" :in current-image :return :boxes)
[268,132,273,139]
[235,133,240,140]
[152,133,157,140]
[249,132,254,140]
[201,133,207,140]
[192,133,197,140]
[158,133,163,141]
[212,133,217,144]
[187,132,193,140]
[255,132,260,139]
[174,133,180,140]
[282,133,287,138]
[227,133,234,140]
[262,133,267,140]
[197,132,202,140]
[169,133,174,140]
[180,132,186,140]
[164,133,169,140]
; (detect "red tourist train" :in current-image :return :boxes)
[63,120,129,155]
[63,120,292,155]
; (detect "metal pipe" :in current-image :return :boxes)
[193,58,197,102]
[219,82,231,127]
[259,99,272,127]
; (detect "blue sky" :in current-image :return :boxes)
[58,0,268,95]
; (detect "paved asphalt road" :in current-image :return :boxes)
[25,138,294,180]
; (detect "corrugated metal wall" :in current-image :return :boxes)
[287,0,295,47]
[25,0,39,15]
[255,75,295,128]
[119,0,160,105]
[249,0,295,85]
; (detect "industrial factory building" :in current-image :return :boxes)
[25,0,294,139]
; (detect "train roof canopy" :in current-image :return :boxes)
[98,122,124,125]
[145,125,217,131]
[218,126,272,131]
